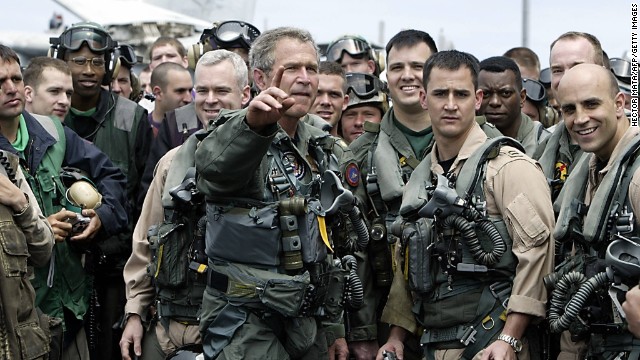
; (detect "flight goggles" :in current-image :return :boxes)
[55,25,116,53]
[115,44,142,66]
[610,58,631,80]
[522,78,546,103]
[345,72,387,99]
[326,37,371,62]
[539,68,551,87]
[201,20,260,49]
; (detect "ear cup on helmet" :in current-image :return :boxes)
[103,55,120,86]
[187,41,213,71]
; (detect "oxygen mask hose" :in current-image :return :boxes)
[347,205,369,251]
[341,255,364,309]
[441,211,506,266]
[548,271,608,333]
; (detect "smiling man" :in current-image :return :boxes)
[347,29,438,360]
[552,63,640,360]
[477,56,549,156]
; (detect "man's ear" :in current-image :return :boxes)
[241,85,251,106]
[253,68,268,91]
[152,85,162,100]
[367,59,376,74]
[614,91,626,117]
[520,88,526,108]
[24,86,34,103]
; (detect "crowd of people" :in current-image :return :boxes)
[0,16,638,360]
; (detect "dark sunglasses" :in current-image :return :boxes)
[522,78,546,103]
[326,38,370,62]
[345,72,387,98]
[202,21,261,50]
[55,26,116,53]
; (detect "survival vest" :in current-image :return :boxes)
[397,137,523,357]
[147,133,207,328]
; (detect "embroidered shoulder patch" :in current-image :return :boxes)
[345,162,360,187]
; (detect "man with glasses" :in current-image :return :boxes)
[339,72,387,144]
[49,21,153,360]
[477,56,549,156]
[326,35,379,75]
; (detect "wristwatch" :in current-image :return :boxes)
[497,334,522,353]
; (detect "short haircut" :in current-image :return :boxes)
[197,49,249,89]
[319,61,347,92]
[385,29,438,62]
[249,27,318,75]
[504,47,540,75]
[23,57,71,88]
[550,31,604,66]
[0,44,20,65]
[149,36,187,59]
[423,50,480,89]
[140,65,151,75]
[479,56,523,91]
[150,62,190,91]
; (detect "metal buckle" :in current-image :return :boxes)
[460,326,477,346]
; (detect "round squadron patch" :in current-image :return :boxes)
[283,151,305,180]
[345,162,360,187]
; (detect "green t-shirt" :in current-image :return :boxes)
[12,115,29,153]
[70,107,97,117]
[393,118,433,160]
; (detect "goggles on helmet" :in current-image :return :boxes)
[55,25,116,53]
[610,58,631,81]
[115,44,142,67]
[522,78,546,103]
[345,72,387,99]
[539,68,551,88]
[201,21,261,50]
[326,37,371,62]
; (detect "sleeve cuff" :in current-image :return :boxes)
[506,294,546,319]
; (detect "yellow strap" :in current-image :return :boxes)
[197,263,208,274]
[403,246,409,281]
[154,244,164,278]
[317,216,333,252]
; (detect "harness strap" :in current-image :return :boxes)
[421,282,511,358]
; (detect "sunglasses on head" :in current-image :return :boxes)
[326,38,370,62]
[522,78,546,103]
[345,72,387,99]
[202,21,261,50]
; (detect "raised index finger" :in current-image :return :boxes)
[271,66,285,89]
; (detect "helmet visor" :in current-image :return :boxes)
[610,58,631,80]
[522,78,546,103]
[59,26,115,52]
[211,21,260,49]
[345,72,387,99]
[539,67,551,87]
[326,38,370,62]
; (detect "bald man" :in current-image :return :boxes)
[551,64,640,359]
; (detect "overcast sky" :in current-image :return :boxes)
[1,0,635,68]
